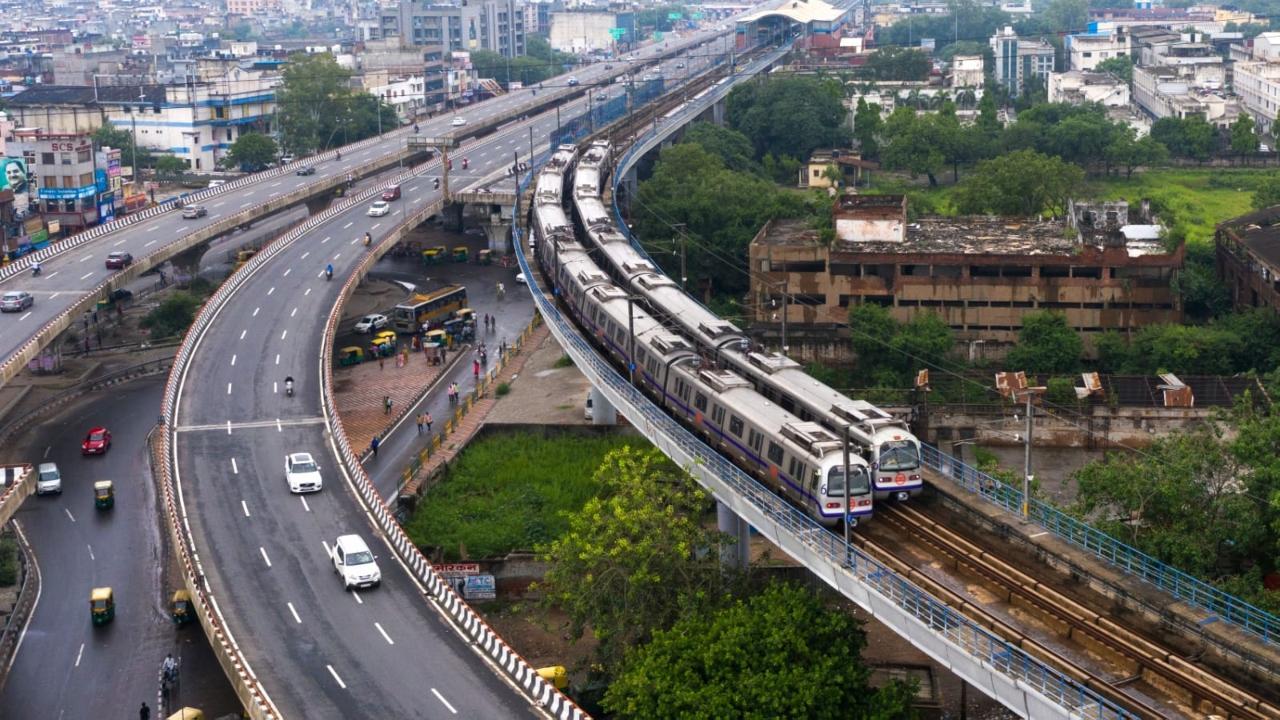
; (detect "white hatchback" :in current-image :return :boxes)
[36,462,62,495]
[332,534,381,590]
[451,116,466,127]
[284,452,323,493]
[367,201,391,217]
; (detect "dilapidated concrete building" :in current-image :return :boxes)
[748,194,1184,363]
[1216,206,1280,311]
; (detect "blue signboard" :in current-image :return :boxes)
[463,574,495,600]
[95,168,108,193]
[38,185,97,200]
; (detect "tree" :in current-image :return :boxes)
[682,122,758,174]
[853,99,883,159]
[1094,55,1134,84]
[880,108,945,186]
[536,447,730,672]
[1005,311,1082,373]
[953,150,1084,216]
[1252,176,1280,210]
[1129,323,1244,375]
[603,583,917,720]
[141,292,201,339]
[276,53,359,155]
[1037,0,1087,33]
[848,303,953,385]
[726,76,850,162]
[891,311,954,374]
[1231,114,1261,161]
[976,91,1001,134]
[153,155,187,182]
[1105,127,1168,178]
[91,123,153,169]
[864,46,930,81]
[222,132,278,171]
[1182,115,1216,161]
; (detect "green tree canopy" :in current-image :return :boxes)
[1094,55,1134,84]
[1253,176,1280,210]
[726,76,850,162]
[880,107,946,186]
[853,98,883,159]
[863,46,930,81]
[536,447,728,672]
[953,149,1083,216]
[681,122,758,174]
[603,582,917,720]
[1005,311,1082,373]
[153,155,187,182]
[848,303,953,385]
[223,132,278,171]
[276,53,391,154]
[91,123,154,169]
[141,292,201,339]
[1231,114,1261,158]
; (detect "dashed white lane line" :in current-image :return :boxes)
[300,496,311,512]
[241,500,250,517]
[87,544,94,561]
[275,353,281,365]
[270,181,282,187]
[145,239,157,247]
[290,307,297,318]
[343,221,353,229]
[276,418,283,432]
[253,307,260,317]
[227,420,232,435]
[64,509,75,523]
[43,446,51,459]
[239,329,247,340]
[212,201,225,208]
[241,202,252,209]
[79,255,92,263]
[283,268,292,277]
[408,186,419,192]
[267,287,275,296]
[321,236,331,244]
[287,602,301,624]
[371,222,381,230]
[227,383,233,395]
[49,292,60,299]
[231,458,239,475]
[79,272,93,280]
[300,251,310,260]
[280,330,287,340]
[75,643,84,668]
[231,354,237,366]
[432,689,458,714]
[375,622,394,645]
[260,547,272,567]
[304,288,312,297]
[19,311,30,321]
[326,665,347,689]
[352,592,363,605]
[46,272,58,279]
[273,381,278,394]
[113,239,127,247]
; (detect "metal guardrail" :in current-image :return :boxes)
[0,466,33,548]
[0,514,38,691]
[606,42,1280,651]
[510,159,1128,720]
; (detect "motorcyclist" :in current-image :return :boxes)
[31,261,40,276]
[325,263,333,280]
[462,157,469,169]
[363,232,372,247]
[413,123,420,133]
[335,150,341,160]
[162,654,178,682]
[285,376,294,396]
[433,177,440,190]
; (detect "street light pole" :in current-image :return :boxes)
[627,295,637,385]
[1022,389,1034,520]
[842,425,853,560]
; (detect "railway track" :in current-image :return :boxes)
[859,503,1280,720]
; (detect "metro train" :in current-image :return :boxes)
[534,144,873,527]
[571,140,924,501]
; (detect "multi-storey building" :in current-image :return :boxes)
[1048,70,1130,107]
[1132,64,1238,126]
[8,129,112,231]
[226,0,282,16]
[1066,25,1130,72]
[948,54,983,87]
[748,194,1182,359]
[1217,207,1280,312]
[990,26,1054,96]
[379,0,526,58]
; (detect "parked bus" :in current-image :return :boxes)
[391,285,468,333]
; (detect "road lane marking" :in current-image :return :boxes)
[240,329,247,340]
[326,665,347,689]
[275,353,281,364]
[43,446,51,459]
[19,311,31,321]
[231,458,238,475]
[64,509,75,523]
[79,272,93,280]
[253,307,260,317]
[242,501,250,517]
[231,354,237,366]
[212,201,225,208]
[352,592,363,605]
[227,383,233,395]
[240,201,252,208]
[304,288,312,297]
[87,544,94,561]
[432,689,458,714]
[343,221,353,229]
[49,292,60,298]
[145,239,157,247]
[273,381,278,394]
[260,547,272,567]
[270,181,282,187]
[290,307,297,318]
[287,602,301,624]
[300,251,310,260]
[113,239,127,247]
[280,330,287,340]
[267,287,275,296]
[47,272,58,279]
[333,252,342,260]
[80,255,92,263]
[322,540,331,558]
[75,643,84,668]
[283,268,292,277]
[300,496,311,512]
[227,420,232,435]
[276,419,283,432]
[322,236,331,244]
[408,186,419,192]
[371,222,381,230]
[350,237,359,245]
[375,622,394,645]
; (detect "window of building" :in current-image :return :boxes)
[1003,266,1032,277]
[77,149,91,163]
[41,152,54,165]
[62,175,74,188]
[1073,266,1102,279]
[1041,265,1070,278]
[79,172,92,186]
[43,175,57,188]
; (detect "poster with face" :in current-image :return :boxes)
[0,157,27,194]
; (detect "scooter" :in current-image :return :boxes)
[31,263,41,277]
[285,379,294,397]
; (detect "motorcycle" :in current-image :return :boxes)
[31,263,41,277]
[285,378,294,397]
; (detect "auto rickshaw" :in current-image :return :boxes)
[442,318,465,341]
[167,709,204,720]
[456,308,476,327]
[477,249,493,265]
[422,246,447,265]
[452,246,469,263]
[93,480,114,510]
[338,346,364,366]
[537,666,569,690]
[424,329,447,348]
[171,589,195,625]
[91,587,115,626]
[372,329,397,349]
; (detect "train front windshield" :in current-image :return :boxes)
[879,441,920,472]
[826,465,871,496]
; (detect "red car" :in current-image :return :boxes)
[81,427,112,455]
[105,251,133,269]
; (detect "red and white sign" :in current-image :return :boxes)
[435,562,481,577]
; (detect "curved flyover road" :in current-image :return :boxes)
[168,42,731,717]
[0,26,731,387]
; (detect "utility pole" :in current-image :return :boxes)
[528,125,534,165]
[627,295,637,385]
[842,425,853,563]
[130,114,139,191]
[672,222,687,290]
[1015,387,1043,520]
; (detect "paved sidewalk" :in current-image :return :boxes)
[331,342,450,454]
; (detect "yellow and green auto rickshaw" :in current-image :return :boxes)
[167,708,204,720]
[452,246,469,263]
[338,346,364,367]
[171,589,194,626]
[424,329,447,347]
[422,246,447,265]
[477,248,493,265]
[94,480,114,510]
[371,330,397,354]
[91,587,115,626]
[455,308,476,327]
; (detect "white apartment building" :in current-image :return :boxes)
[1067,27,1130,71]
[1048,70,1130,107]
[107,68,279,172]
[949,55,983,88]
[369,75,425,121]
[1133,64,1238,127]
[1235,60,1280,135]
[990,26,1054,96]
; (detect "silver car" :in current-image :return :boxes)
[0,290,33,312]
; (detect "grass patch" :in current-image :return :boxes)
[553,354,574,368]
[0,537,18,587]
[495,382,511,396]
[405,432,643,560]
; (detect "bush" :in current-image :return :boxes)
[141,292,201,339]
[553,355,574,369]
[0,538,18,587]
[495,382,511,396]
[1045,377,1077,406]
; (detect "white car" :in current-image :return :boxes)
[36,462,61,495]
[367,201,391,217]
[284,452,323,493]
[0,290,33,312]
[354,313,388,333]
[515,272,527,284]
[451,116,466,127]
[332,534,381,590]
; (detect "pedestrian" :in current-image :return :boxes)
[480,349,487,366]
[416,413,424,434]
[371,435,380,457]
[379,355,385,370]
[140,702,150,720]
[483,313,489,329]
[473,359,480,379]
[501,338,507,357]
[384,395,392,414]
[425,412,433,432]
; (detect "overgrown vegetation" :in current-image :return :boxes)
[140,292,202,340]
[0,537,17,587]
[405,433,638,559]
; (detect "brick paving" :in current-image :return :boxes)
[400,323,550,496]
[332,340,449,454]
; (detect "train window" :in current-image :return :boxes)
[748,429,763,453]
[711,405,725,425]
[767,442,783,465]
[694,393,707,412]
[787,458,799,478]
[675,378,685,397]
[647,358,659,376]
[728,415,744,437]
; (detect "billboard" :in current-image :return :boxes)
[1,157,31,219]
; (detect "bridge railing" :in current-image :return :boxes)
[512,159,1128,720]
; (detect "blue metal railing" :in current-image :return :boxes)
[513,154,1130,720]
[606,49,1280,647]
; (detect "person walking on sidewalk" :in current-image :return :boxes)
[416,413,424,434]
[371,435,380,457]
[384,395,393,414]
[473,358,480,380]
[425,412,433,433]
